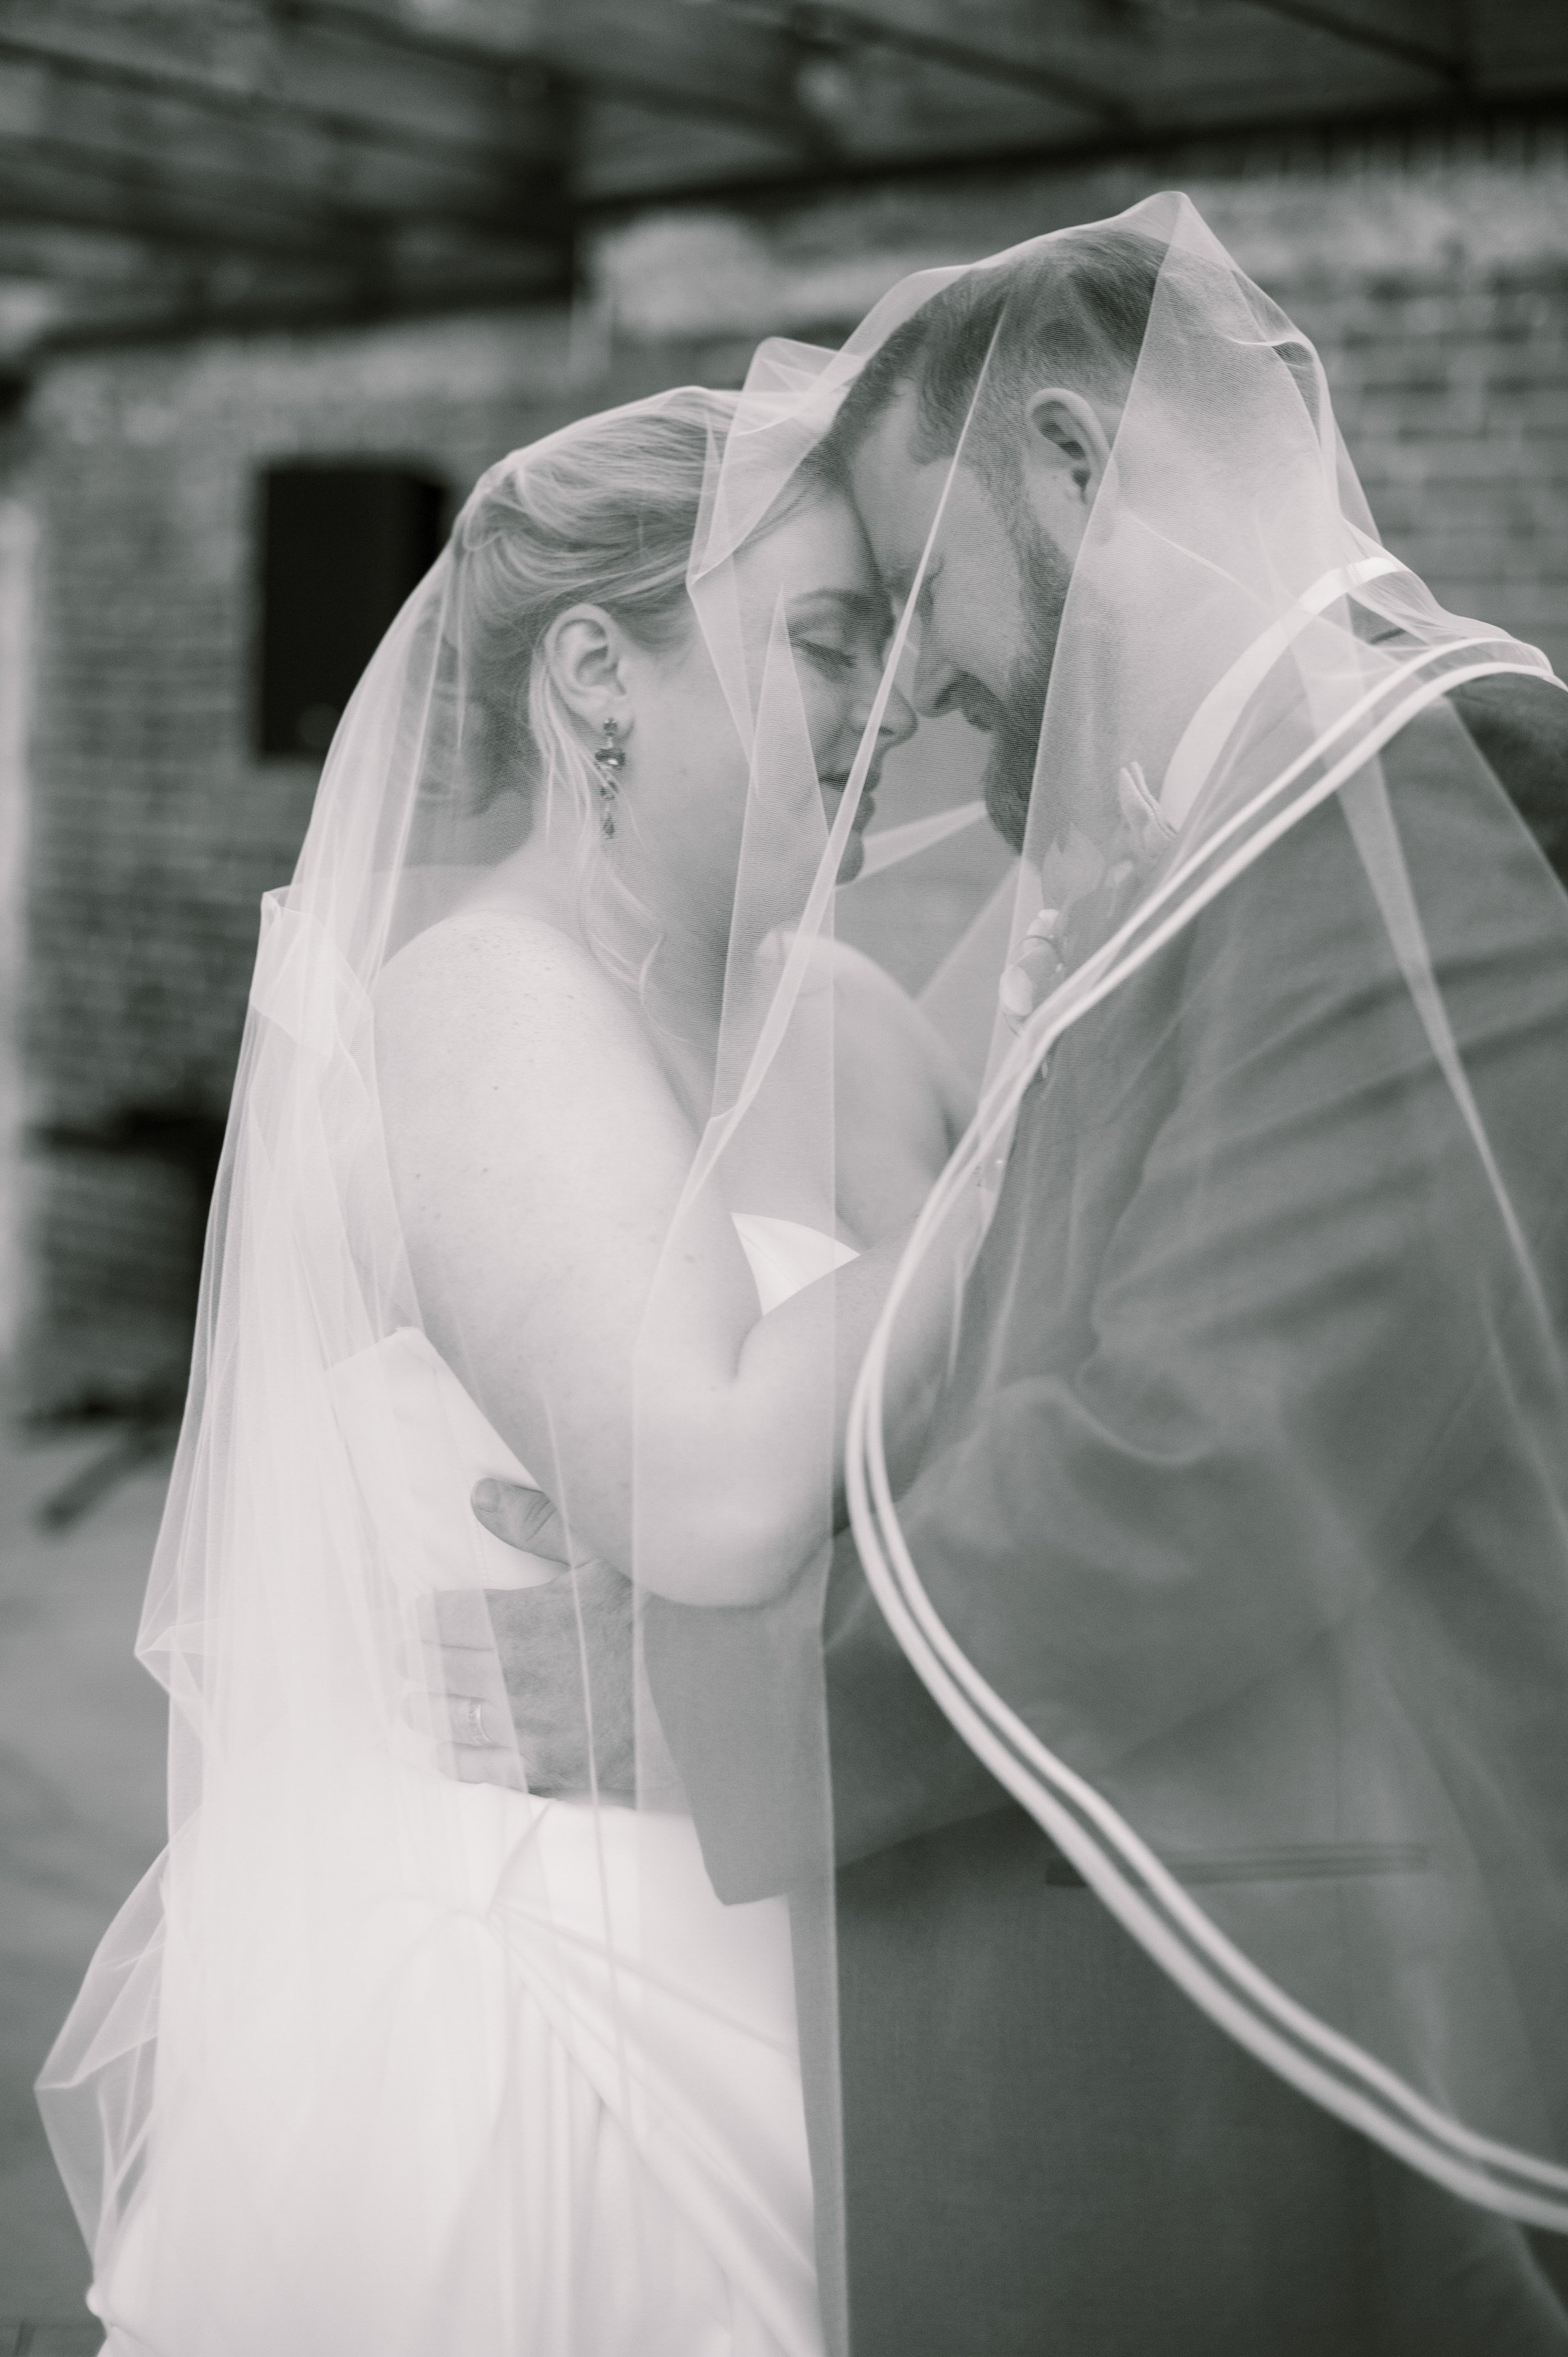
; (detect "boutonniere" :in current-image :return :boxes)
[999,763,1175,1032]
[1111,758,1174,869]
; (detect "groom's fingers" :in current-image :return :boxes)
[408,1568,636,1802]
[403,1596,536,1795]
[432,1684,591,1799]
[471,1479,570,1562]
[411,1656,532,1792]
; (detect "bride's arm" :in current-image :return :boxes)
[375,912,956,1610]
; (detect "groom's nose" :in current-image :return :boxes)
[912,632,961,720]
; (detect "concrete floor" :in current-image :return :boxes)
[0,1422,169,2349]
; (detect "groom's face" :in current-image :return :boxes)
[847,386,1070,852]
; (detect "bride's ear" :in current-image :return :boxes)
[542,604,634,738]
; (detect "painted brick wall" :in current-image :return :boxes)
[11,119,1568,1413]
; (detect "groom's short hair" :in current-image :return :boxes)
[824,225,1165,479]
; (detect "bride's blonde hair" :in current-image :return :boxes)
[440,388,737,986]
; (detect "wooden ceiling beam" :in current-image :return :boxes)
[4,254,564,358]
[0,51,563,243]
[0,0,817,179]
[3,0,1565,366]
[0,0,559,156]
[1237,0,1468,86]
[717,1,1133,126]
[533,2,812,142]
[0,220,571,366]
[302,0,814,142]
[0,151,360,259]
[0,151,568,285]
[0,218,160,280]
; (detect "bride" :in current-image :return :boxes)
[39,388,973,2356]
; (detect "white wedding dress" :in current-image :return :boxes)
[90,1213,850,2357]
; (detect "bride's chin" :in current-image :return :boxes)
[835,833,866,885]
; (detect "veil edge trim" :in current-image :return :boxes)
[845,654,1568,2234]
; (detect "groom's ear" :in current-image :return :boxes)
[1019,390,1113,545]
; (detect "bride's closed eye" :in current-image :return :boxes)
[785,583,890,681]
[795,637,856,679]
[788,609,859,679]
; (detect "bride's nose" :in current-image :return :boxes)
[847,676,917,752]
[878,683,918,749]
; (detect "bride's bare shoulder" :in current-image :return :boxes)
[374,908,644,1076]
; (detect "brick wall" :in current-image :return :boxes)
[1303,269,1568,679]
[11,117,1568,1413]
[0,490,35,1384]
[13,313,755,1412]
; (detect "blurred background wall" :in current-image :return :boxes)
[1,7,1566,1425]
[2,16,1567,2331]
[10,313,761,1413]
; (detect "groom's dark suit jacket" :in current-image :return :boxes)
[649,675,1568,2357]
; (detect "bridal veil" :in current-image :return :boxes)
[38,188,1568,2357]
[37,369,1004,2353]
[818,196,1568,2231]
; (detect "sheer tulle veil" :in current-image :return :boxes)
[825,196,1568,2228]
[34,376,1002,2354]
[37,189,1568,2357]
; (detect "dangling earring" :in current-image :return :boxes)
[593,716,625,836]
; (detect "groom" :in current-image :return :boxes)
[460,228,1568,2353]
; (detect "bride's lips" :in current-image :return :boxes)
[821,772,879,830]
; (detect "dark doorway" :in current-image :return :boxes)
[256,464,447,758]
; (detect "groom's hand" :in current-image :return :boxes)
[470,1476,571,1565]
[444,1481,637,1800]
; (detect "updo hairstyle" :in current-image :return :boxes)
[444,387,738,834]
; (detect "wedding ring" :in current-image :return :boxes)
[462,1695,487,1747]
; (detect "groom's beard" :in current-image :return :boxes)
[982,519,1072,855]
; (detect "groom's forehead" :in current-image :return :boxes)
[849,385,924,501]
[846,386,947,575]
